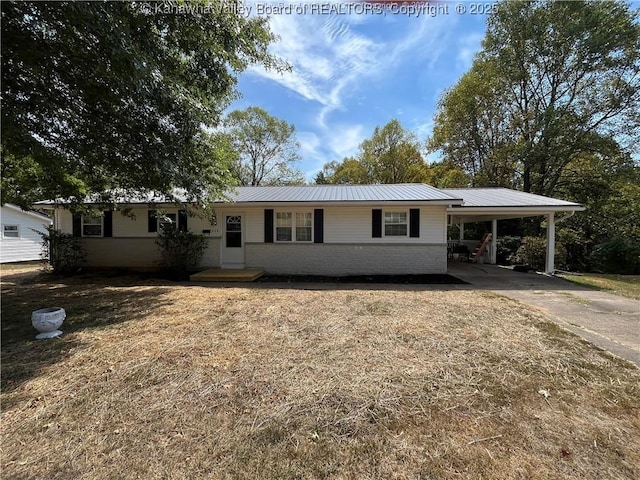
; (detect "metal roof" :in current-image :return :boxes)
[442,188,583,209]
[227,184,461,203]
[37,185,583,211]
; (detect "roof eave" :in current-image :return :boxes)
[223,199,463,207]
[447,205,585,214]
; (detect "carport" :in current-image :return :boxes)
[444,188,585,274]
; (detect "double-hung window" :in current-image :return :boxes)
[276,212,292,241]
[275,211,312,242]
[82,215,103,237]
[295,212,312,241]
[384,211,407,237]
[3,225,19,238]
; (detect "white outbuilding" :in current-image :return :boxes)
[0,204,52,263]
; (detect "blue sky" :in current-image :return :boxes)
[229,2,489,181]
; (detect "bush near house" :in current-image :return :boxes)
[38,227,86,275]
[155,227,206,280]
[511,236,568,271]
[496,236,521,265]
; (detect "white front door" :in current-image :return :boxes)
[221,213,244,268]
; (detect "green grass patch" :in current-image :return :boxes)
[559,273,640,300]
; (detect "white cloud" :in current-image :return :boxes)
[298,123,367,180]
[327,124,366,160]
[249,14,382,127]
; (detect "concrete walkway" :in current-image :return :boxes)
[448,263,640,367]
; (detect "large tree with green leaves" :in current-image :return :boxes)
[1,1,284,208]
[359,119,427,183]
[224,107,303,186]
[429,0,640,196]
[317,119,468,186]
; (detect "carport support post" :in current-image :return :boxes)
[459,223,464,241]
[490,219,497,264]
[545,213,555,274]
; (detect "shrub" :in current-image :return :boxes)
[496,236,521,265]
[38,226,86,275]
[155,227,207,280]
[589,237,640,274]
[511,236,567,271]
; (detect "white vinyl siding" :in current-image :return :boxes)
[56,208,219,238]
[56,205,446,244]
[0,205,52,263]
[323,206,446,244]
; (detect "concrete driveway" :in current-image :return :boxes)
[448,262,640,367]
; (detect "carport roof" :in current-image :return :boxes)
[444,188,584,223]
[443,188,582,209]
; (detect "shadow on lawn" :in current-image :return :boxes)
[1,271,175,400]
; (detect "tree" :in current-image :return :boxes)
[317,119,433,184]
[360,120,428,183]
[429,0,640,196]
[1,1,285,208]
[225,107,303,186]
[318,158,370,184]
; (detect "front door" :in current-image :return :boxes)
[221,214,244,268]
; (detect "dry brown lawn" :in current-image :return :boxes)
[1,266,639,479]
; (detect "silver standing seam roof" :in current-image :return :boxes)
[228,184,461,203]
[36,185,582,209]
[442,188,583,208]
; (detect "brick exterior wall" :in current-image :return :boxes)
[245,243,447,275]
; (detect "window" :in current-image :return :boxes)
[148,210,187,233]
[226,215,242,248]
[276,212,292,241]
[275,211,312,242]
[296,212,312,241]
[82,215,103,237]
[384,211,407,236]
[3,225,19,238]
[159,213,177,231]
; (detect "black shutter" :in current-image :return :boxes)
[72,213,81,237]
[264,209,274,243]
[103,211,113,237]
[148,210,157,233]
[409,208,420,238]
[313,209,324,244]
[372,209,382,238]
[178,210,188,232]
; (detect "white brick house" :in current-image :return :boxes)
[38,184,584,274]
